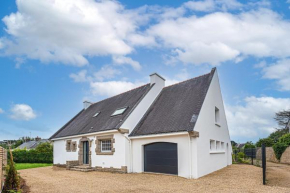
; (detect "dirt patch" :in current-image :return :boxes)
[19,165,290,193]
[267,162,290,188]
[20,177,30,193]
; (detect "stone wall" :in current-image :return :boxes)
[66,160,79,169]
[280,147,290,164]
[256,147,279,162]
[0,147,7,191]
[95,166,127,174]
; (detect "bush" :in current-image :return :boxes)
[4,149,20,193]
[256,138,274,147]
[9,149,52,163]
[278,133,290,146]
[273,142,288,160]
[244,141,255,149]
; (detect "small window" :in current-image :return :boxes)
[111,107,127,116]
[101,140,112,152]
[93,112,100,117]
[221,142,224,150]
[210,140,215,151]
[216,141,221,150]
[215,107,220,125]
[66,140,72,151]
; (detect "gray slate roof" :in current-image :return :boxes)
[130,68,215,136]
[17,139,50,149]
[50,84,151,139]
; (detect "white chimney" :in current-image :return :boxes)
[83,101,93,110]
[150,73,165,87]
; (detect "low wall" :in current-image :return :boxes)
[280,147,290,164]
[0,147,7,191]
[256,147,278,162]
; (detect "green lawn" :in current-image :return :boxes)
[15,163,53,170]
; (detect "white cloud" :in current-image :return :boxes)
[90,81,144,97]
[94,66,121,81]
[1,0,143,66]
[226,96,290,139]
[10,104,37,121]
[147,8,290,65]
[112,56,142,71]
[262,59,290,91]
[0,108,4,114]
[184,0,216,12]
[70,70,89,83]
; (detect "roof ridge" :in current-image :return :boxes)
[90,83,150,107]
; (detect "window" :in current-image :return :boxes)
[216,141,221,150]
[215,107,220,125]
[71,141,77,152]
[101,140,112,152]
[93,111,100,117]
[221,142,224,150]
[66,140,72,151]
[111,107,127,116]
[210,140,215,151]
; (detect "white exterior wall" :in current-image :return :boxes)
[131,134,191,178]
[193,70,232,178]
[120,74,164,133]
[53,132,128,169]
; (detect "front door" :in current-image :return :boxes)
[83,141,89,165]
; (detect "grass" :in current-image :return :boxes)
[15,163,53,170]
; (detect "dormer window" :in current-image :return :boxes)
[111,107,127,116]
[93,112,100,117]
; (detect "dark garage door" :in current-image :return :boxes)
[144,142,178,175]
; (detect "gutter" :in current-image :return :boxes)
[50,129,119,141]
[129,132,189,139]
[123,135,133,173]
[188,133,192,179]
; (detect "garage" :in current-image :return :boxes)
[144,142,178,175]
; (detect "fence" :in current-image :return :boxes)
[0,147,7,192]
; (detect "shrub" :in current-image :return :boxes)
[244,141,255,149]
[9,149,52,163]
[256,138,274,147]
[278,133,290,146]
[273,142,288,160]
[4,149,20,193]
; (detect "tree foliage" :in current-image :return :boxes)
[3,149,20,193]
[273,142,288,160]
[274,109,290,128]
[278,133,290,146]
[35,142,53,153]
[256,138,274,147]
[268,128,289,143]
[244,141,255,149]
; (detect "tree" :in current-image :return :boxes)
[244,141,255,149]
[4,148,20,192]
[269,128,289,143]
[256,138,274,147]
[274,109,290,128]
[35,142,53,153]
[231,141,237,147]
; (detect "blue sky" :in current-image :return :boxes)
[0,0,290,143]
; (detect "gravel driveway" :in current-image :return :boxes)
[19,164,289,193]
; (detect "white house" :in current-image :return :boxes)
[50,68,232,179]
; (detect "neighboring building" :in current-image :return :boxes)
[50,68,232,179]
[17,137,49,150]
[236,143,246,149]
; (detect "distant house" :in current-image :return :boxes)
[50,68,232,179]
[17,137,49,150]
[236,143,246,149]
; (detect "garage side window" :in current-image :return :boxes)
[210,140,215,151]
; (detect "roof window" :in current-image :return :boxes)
[111,107,127,116]
[93,112,100,117]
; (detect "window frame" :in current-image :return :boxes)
[215,107,221,126]
[93,111,100,117]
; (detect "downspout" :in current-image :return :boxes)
[188,133,192,179]
[124,135,132,173]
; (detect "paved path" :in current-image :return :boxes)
[267,162,290,188]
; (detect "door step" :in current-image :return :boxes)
[70,165,94,172]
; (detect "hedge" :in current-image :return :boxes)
[9,149,52,163]
[273,142,288,160]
